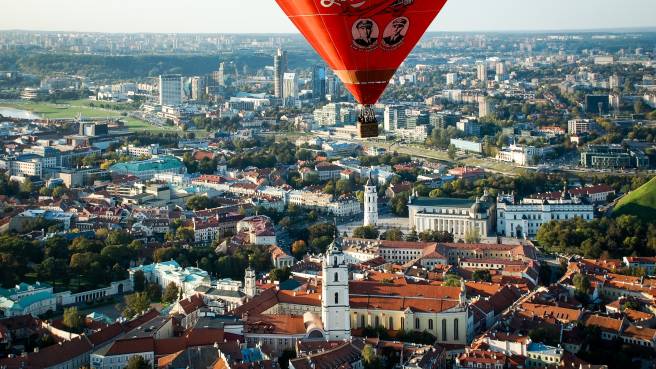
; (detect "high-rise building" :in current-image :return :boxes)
[326,73,342,101]
[446,73,458,86]
[190,76,205,101]
[609,75,621,89]
[479,97,493,118]
[476,63,488,83]
[159,74,183,107]
[283,72,298,105]
[214,62,226,87]
[495,62,507,81]
[273,48,288,98]
[363,175,378,227]
[384,105,407,132]
[321,234,351,341]
[312,66,327,100]
[457,118,482,137]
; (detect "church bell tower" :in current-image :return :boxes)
[321,230,351,341]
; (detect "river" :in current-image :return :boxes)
[0,107,42,120]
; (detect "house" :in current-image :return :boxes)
[623,257,656,275]
[270,245,294,269]
[0,282,57,318]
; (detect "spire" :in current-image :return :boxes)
[366,171,374,187]
[327,218,343,254]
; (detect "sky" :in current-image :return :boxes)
[1,0,655,34]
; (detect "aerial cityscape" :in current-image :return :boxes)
[1,1,656,369]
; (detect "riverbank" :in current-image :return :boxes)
[0,99,181,134]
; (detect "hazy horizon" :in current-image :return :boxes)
[1,0,655,34]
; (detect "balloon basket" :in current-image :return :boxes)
[357,105,379,139]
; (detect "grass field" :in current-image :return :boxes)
[0,99,180,134]
[1,100,123,119]
[613,175,656,221]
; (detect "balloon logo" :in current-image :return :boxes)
[352,19,379,50]
[382,17,409,49]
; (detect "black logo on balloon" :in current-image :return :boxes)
[352,19,379,50]
[382,17,409,49]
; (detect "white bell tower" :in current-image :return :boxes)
[363,173,378,227]
[321,231,351,341]
[244,266,257,299]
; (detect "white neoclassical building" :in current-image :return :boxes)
[408,195,495,239]
[496,192,594,239]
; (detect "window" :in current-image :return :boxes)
[334,272,339,282]
[375,316,380,327]
[361,315,366,328]
[428,319,434,330]
[333,257,337,267]
[415,318,420,330]
[334,292,339,304]
[401,317,405,330]
[442,319,447,341]
[388,317,394,330]
[454,319,459,340]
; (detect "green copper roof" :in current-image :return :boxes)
[409,197,476,208]
[110,156,184,173]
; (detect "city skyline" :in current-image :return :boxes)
[2,0,656,34]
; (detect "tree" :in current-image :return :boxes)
[123,292,151,319]
[291,240,307,258]
[465,228,481,243]
[572,273,591,296]
[447,144,457,160]
[106,230,132,246]
[125,356,150,369]
[162,282,180,304]
[352,225,380,240]
[335,179,353,194]
[444,274,462,287]
[146,283,162,302]
[176,227,195,243]
[472,270,492,282]
[362,344,382,369]
[405,228,418,242]
[62,307,83,332]
[153,247,177,263]
[187,195,215,211]
[634,99,646,114]
[270,267,292,282]
[19,178,34,194]
[382,228,404,241]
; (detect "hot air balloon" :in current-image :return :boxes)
[274,0,448,138]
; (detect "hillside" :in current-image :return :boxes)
[613,176,656,221]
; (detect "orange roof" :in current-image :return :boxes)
[246,314,307,335]
[465,281,502,297]
[582,314,623,333]
[622,325,656,341]
[158,350,184,368]
[518,302,581,323]
[624,308,654,322]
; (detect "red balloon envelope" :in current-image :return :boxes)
[275,0,448,105]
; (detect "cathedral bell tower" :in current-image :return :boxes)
[363,173,378,227]
[244,266,257,299]
[321,229,351,341]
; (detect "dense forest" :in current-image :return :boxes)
[0,51,314,81]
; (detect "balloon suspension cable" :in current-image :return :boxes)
[358,105,377,124]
